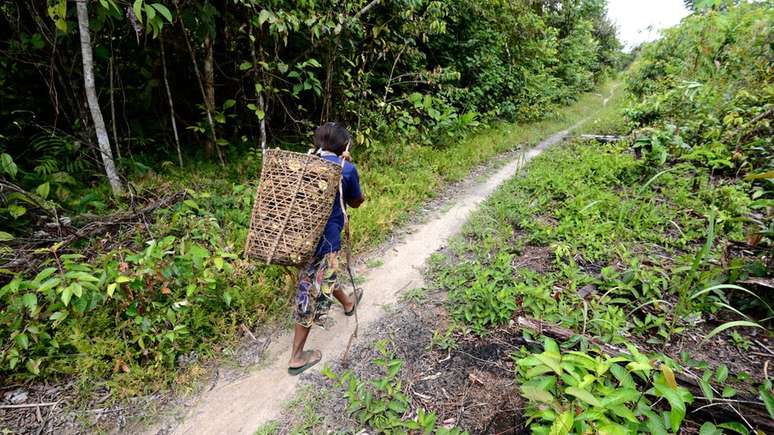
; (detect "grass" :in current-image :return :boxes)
[347,82,620,251]
[254,385,330,434]
[0,81,620,403]
[430,124,759,340]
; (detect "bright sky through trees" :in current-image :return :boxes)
[607,0,691,50]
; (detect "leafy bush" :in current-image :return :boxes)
[0,185,286,391]
[517,337,697,434]
[625,2,773,174]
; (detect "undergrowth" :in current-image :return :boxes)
[0,84,615,398]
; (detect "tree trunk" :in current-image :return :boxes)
[109,54,121,160]
[249,23,267,152]
[76,0,122,195]
[203,36,216,157]
[160,33,183,167]
[175,3,224,167]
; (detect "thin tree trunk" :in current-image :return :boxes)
[109,54,121,160]
[249,22,267,152]
[176,5,224,166]
[160,33,183,167]
[203,35,216,157]
[76,0,122,195]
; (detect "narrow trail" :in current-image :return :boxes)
[151,119,591,435]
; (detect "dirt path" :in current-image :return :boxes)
[151,123,585,435]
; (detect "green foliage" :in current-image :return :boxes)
[446,253,519,334]
[324,341,467,434]
[0,181,287,390]
[625,1,773,175]
[517,337,695,434]
[1,0,621,202]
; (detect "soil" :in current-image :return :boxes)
[278,286,528,434]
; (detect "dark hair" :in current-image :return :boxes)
[313,122,352,155]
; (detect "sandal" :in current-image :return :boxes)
[288,350,322,376]
[344,288,364,316]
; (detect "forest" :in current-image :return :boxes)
[1,0,772,434]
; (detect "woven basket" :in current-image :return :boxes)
[244,148,342,266]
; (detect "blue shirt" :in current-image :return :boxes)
[315,153,363,257]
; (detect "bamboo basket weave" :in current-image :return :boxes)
[244,148,342,266]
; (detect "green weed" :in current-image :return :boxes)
[323,340,466,434]
[517,337,695,434]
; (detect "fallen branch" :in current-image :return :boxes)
[515,316,774,432]
[0,402,59,409]
[67,191,184,242]
[1,191,186,272]
[579,134,624,143]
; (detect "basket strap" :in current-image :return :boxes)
[266,156,311,264]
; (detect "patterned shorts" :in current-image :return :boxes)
[295,252,340,328]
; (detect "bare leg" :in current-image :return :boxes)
[333,287,354,312]
[289,324,316,367]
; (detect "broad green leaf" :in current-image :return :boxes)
[36,182,50,199]
[548,411,573,435]
[258,9,272,26]
[608,404,637,423]
[563,351,598,371]
[654,383,686,432]
[699,422,722,435]
[601,388,640,406]
[535,353,562,375]
[133,0,144,24]
[598,423,629,435]
[71,282,82,298]
[15,333,29,349]
[71,271,100,282]
[22,292,37,309]
[543,337,560,356]
[144,3,156,21]
[61,284,73,306]
[9,204,27,218]
[721,386,736,398]
[521,384,555,404]
[718,422,750,435]
[49,311,66,321]
[565,386,602,407]
[0,231,14,241]
[744,170,774,180]
[610,363,636,388]
[240,61,253,71]
[49,311,68,326]
[759,385,774,419]
[151,3,172,22]
[526,364,555,378]
[115,275,132,283]
[47,0,68,32]
[25,358,41,375]
[715,364,728,383]
[626,361,652,374]
[698,378,714,401]
[107,283,117,297]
